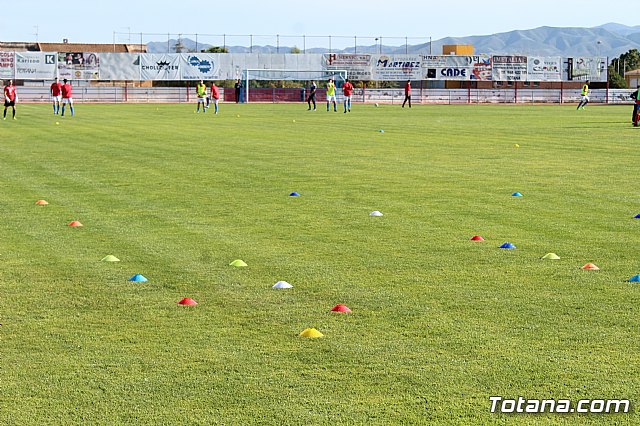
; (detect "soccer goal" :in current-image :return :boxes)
[242,69,348,103]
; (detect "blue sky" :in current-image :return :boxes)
[2,0,637,48]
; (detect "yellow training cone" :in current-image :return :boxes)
[299,328,324,338]
[229,259,247,267]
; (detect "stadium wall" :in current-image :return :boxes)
[0,51,608,83]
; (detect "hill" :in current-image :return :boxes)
[146,24,640,57]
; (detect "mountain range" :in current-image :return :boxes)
[147,23,640,58]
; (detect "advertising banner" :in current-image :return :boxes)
[492,55,528,81]
[323,53,373,80]
[15,52,57,80]
[422,55,492,81]
[565,57,607,82]
[140,54,181,80]
[58,52,100,80]
[0,52,14,79]
[371,55,422,81]
[527,56,562,81]
[179,54,221,80]
[100,53,140,80]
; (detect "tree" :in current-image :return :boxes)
[609,48,640,88]
[608,66,627,89]
[206,46,229,53]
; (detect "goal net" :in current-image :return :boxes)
[243,69,348,103]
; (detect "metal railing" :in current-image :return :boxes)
[113,32,434,54]
[12,86,638,105]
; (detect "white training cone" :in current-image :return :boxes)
[272,281,293,289]
[369,211,383,217]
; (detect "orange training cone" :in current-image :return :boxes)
[35,200,49,205]
[581,263,600,270]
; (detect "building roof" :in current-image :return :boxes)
[38,42,146,53]
[0,42,39,51]
[0,41,146,53]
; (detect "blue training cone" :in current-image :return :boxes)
[289,192,300,197]
[629,274,640,282]
[634,214,640,219]
[512,192,523,197]
[499,242,516,249]
[128,274,148,282]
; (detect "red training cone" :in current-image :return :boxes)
[470,235,484,241]
[67,221,83,227]
[178,298,198,306]
[330,304,352,313]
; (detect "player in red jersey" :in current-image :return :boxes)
[342,79,354,113]
[61,79,74,117]
[209,82,220,114]
[402,80,411,108]
[3,79,17,120]
[50,77,62,114]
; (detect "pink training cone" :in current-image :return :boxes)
[177,298,198,306]
[330,304,352,313]
[67,221,83,227]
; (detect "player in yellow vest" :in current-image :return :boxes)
[326,79,337,112]
[196,80,207,113]
[577,80,589,110]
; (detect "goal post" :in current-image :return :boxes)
[243,69,348,103]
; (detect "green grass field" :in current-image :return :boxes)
[1,102,639,425]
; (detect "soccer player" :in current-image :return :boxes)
[402,80,411,108]
[2,80,18,120]
[306,81,317,111]
[196,80,207,113]
[210,81,220,114]
[326,78,337,112]
[51,77,62,115]
[577,80,589,110]
[631,85,640,127]
[61,79,74,117]
[342,79,354,113]
[3,79,17,120]
[234,80,242,103]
